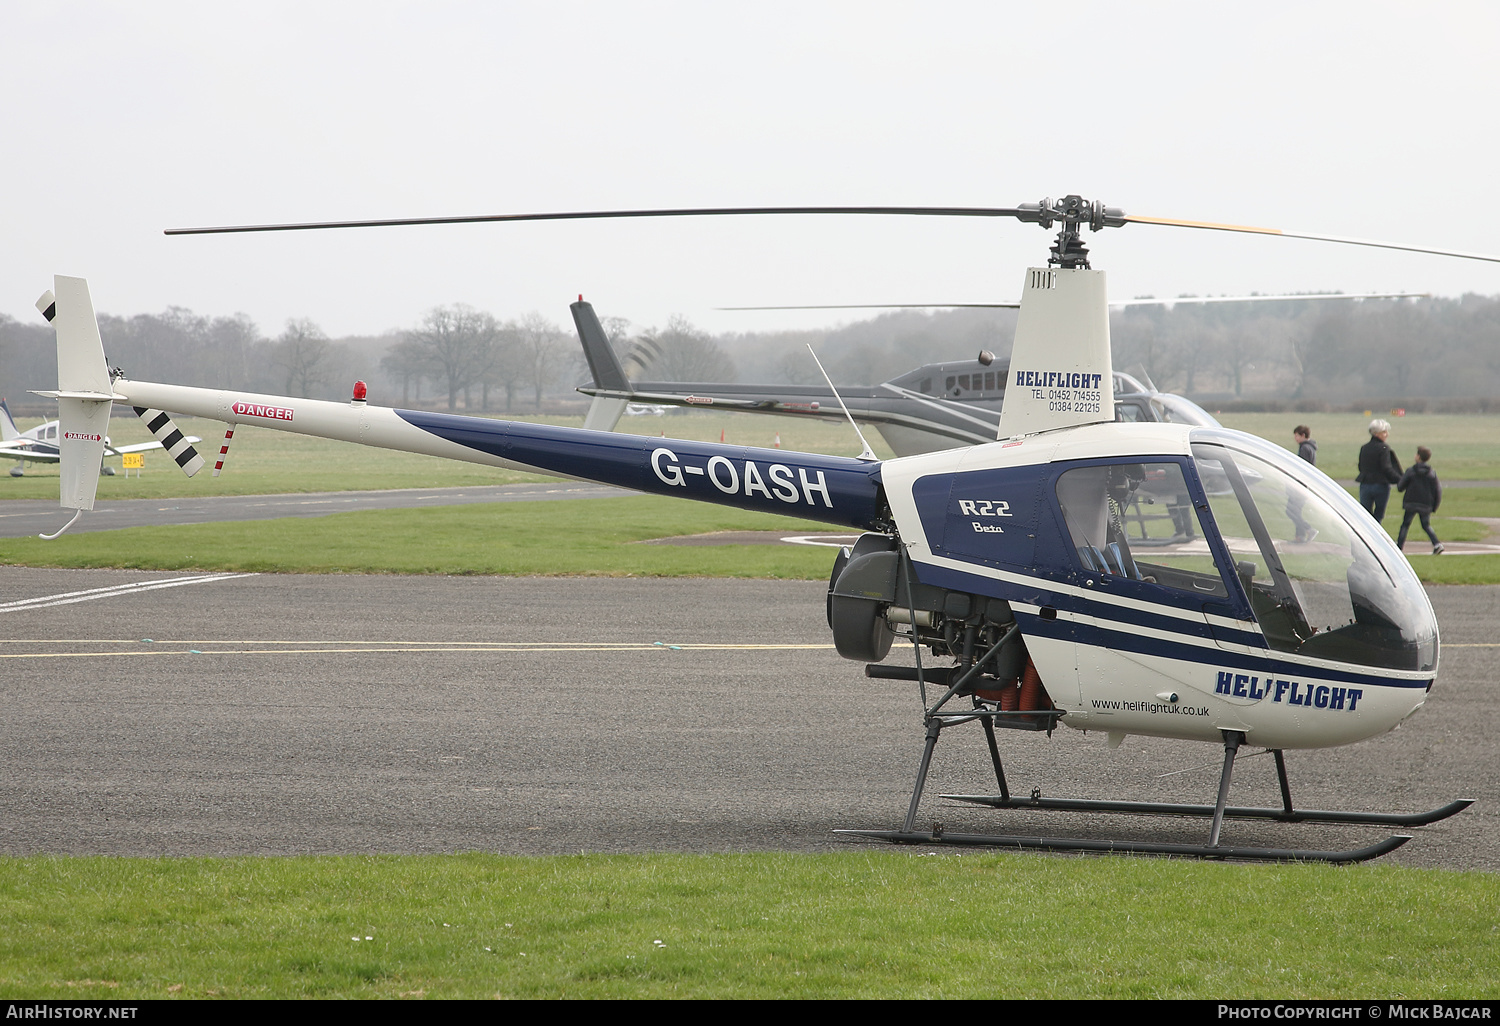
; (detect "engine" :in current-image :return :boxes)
[827,532,1047,710]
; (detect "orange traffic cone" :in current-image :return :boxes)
[774,432,781,448]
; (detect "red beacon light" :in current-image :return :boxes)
[351,380,368,405]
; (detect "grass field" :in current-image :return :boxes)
[5,409,1493,496]
[2,414,1500,582]
[2,853,1495,999]
[0,496,839,577]
[4,492,1496,584]
[3,409,1498,584]
[1214,411,1500,481]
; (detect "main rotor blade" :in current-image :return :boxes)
[1113,291,1430,306]
[164,199,1500,266]
[722,292,1425,312]
[164,206,1028,236]
[1124,214,1500,264]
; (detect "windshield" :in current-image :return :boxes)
[1190,436,1437,672]
[1151,394,1221,427]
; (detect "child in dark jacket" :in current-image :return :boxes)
[1396,446,1444,554]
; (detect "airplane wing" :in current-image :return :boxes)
[0,442,59,463]
[107,436,201,456]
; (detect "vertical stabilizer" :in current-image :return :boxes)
[34,276,117,524]
[52,276,114,396]
[0,399,18,441]
[573,299,634,432]
[57,397,110,511]
[572,300,631,392]
[997,267,1114,439]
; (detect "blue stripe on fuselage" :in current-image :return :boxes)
[915,559,1427,691]
[1015,609,1430,690]
[397,409,886,530]
[913,558,1256,643]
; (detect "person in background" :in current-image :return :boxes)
[1397,446,1444,555]
[1288,425,1318,543]
[1293,425,1316,465]
[1356,419,1402,524]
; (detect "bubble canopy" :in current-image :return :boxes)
[1187,428,1438,673]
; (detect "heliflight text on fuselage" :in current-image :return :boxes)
[1215,671,1364,712]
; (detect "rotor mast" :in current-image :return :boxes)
[1016,195,1128,270]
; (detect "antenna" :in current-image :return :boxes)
[806,345,877,462]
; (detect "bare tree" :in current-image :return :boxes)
[481,324,526,412]
[402,304,499,410]
[275,318,332,396]
[381,337,433,405]
[208,313,264,390]
[512,312,566,410]
[640,315,736,382]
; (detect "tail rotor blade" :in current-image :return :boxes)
[133,406,205,477]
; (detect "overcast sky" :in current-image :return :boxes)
[4,1,1498,338]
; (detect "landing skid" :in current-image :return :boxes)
[836,828,1413,864]
[941,793,1475,828]
[848,716,1454,863]
[849,558,1472,864]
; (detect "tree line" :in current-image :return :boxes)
[1109,294,1500,401]
[718,294,1500,403]
[0,302,740,415]
[3,293,1497,414]
[0,306,575,414]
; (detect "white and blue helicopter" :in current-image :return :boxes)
[36,196,1493,861]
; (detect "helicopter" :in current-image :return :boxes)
[572,288,1421,455]
[570,297,1224,456]
[35,195,1492,861]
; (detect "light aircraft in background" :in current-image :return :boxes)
[33,195,1490,861]
[1,397,199,477]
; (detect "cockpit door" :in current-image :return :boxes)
[1047,456,1252,727]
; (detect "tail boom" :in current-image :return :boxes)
[114,380,887,530]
